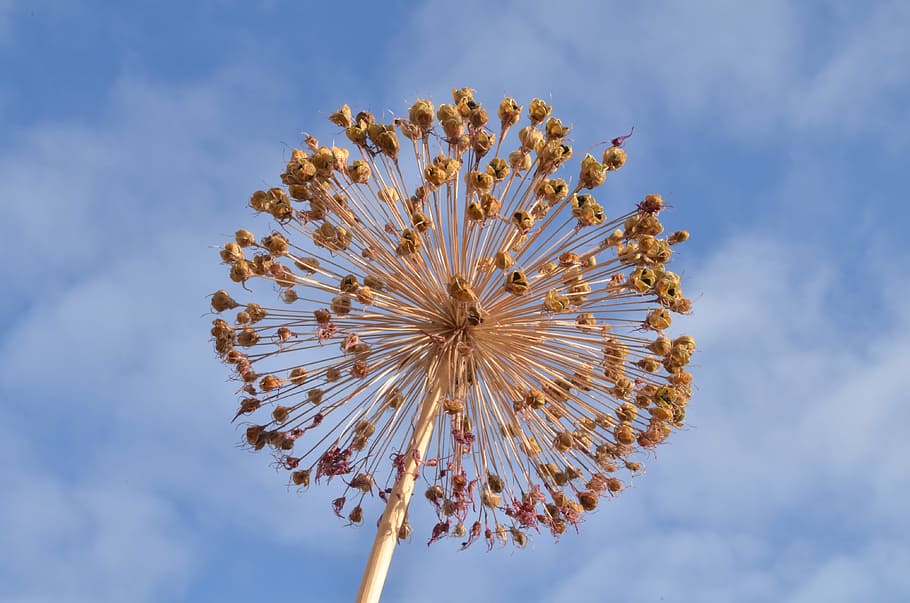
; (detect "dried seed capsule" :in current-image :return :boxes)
[504,270,529,295]
[211,290,239,312]
[528,98,551,125]
[498,97,522,128]
[602,145,627,170]
[408,99,435,134]
[329,105,352,128]
[447,274,477,303]
[331,295,352,315]
[289,367,308,385]
[291,469,311,486]
[578,491,599,511]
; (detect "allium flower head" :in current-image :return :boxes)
[210,88,695,548]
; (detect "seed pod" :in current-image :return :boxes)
[504,270,529,296]
[211,290,239,312]
[289,367,308,385]
[578,490,599,511]
[498,97,522,129]
[602,145,627,170]
[329,105,353,128]
[528,98,551,125]
[447,274,477,303]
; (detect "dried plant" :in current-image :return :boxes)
[209,88,695,600]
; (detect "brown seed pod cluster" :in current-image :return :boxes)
[210,87,695,548]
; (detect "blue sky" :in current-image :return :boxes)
[1,1,909,602]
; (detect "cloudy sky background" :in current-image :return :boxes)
[2,1,909,601]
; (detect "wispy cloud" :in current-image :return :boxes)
[0,68,357,601]
[379,231,910,602]
[393,0,909,143]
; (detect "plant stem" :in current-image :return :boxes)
[355,368,446,603]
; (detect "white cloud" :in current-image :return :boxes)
[788,1,910,135]
[0,64,288,311]
[0,68,359,601]
[784,540,910,603]
[0,415,195,603]
[393,0,909,142]
[373,229,910,602]
[0,1,13,44]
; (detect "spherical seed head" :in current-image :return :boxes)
[211,88,696,549]
[237,327,260,347]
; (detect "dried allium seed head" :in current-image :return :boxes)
[426,485,444,502]
[452,87,475,105]
[263,232,289,256]
[237,327,259,347]
[487,473,504,493]
[339,274,359,293]
[246,304,267,323]
[644,308,672,331]
[504,270,530,295]
[212,88,695,548]
[614,423,637,445]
